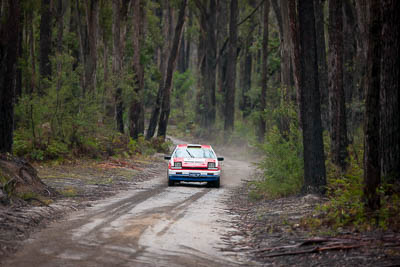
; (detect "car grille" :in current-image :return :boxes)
[181,167,208,170]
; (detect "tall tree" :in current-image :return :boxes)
[146,0,173,140]
[257,0,270,142]
[157,0,188,138]
[239,0,256,118]
[297,0,327,194]
[314,0,329,128]
[129,0,146,139]
[76,0,99,95]
[39,0,53,93]
[223,0,238,135]
[0,0,21,152]
[195,0,217,131]
[280,0,293,94]
[380,0,400,185]
[363,0,381,211]
[328,0,348,169]
[112,0,124,133]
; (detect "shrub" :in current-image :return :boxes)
[252,123,304,199]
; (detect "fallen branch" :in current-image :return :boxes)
[263,244,364,258]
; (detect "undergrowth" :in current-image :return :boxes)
[250,102,304,199]
[303,137,400,232]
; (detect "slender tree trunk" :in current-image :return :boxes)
[328,0,348,170]
[84,0,99,95]
[195,0,217,131]
[112,0,124,133]
[288,0,301,120]
[39,0,52,94]
[129,0,146,139]
[380,0,400,185]
[146,0,171,140]
[363,0,381,212]
[0,0,21,152]
[223,0,238,136]
[157,0,188,138]
[281,0,294,99]
[28,11,37,95]
[177,33,186,73]
[257,0,270,142]
[297,0,327,195]
[239,0,255,118]
[343,0,357,136]
[314,0,329,129]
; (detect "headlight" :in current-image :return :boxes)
[208,162,216,169]
[174,162,182,168]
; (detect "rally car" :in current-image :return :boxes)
[164,144,224,188]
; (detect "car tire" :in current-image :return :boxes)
[168,179,174,186]
[214,179,220,188]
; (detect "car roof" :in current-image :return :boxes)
[177,144,211,149]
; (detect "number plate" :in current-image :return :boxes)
[189,173,201,177]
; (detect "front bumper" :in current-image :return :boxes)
[168,169,220,182]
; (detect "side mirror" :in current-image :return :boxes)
[164,156,171,160]
[217,157,224,161]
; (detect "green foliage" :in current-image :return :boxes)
[251,103,304,199]
[304,138,400,232]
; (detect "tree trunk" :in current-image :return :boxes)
[195,0,217,131]
[343,0,357,136]
[223,0,238,136]
[39,0,52,94]
[239,0,255,118]
[157,0,188,138]
[257,0,270,142]
[363,0,381,212]
[146,0,172,140]
[84,0,99,95]
[129,0,146,139]
[328,0,348,170]
[0,0,21,152]
[380,0,400,185]
[112,0,124,133]
[177,33,186,73]
[281,0,294,98]
[314,0,329,130]
[297,0,327,194]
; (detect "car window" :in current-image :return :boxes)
[174,147,216,159]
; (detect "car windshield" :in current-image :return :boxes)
[174,147,216,159]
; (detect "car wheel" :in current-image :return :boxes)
[214,179,220,188]
[168,179,174,186]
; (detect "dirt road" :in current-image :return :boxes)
[2,142,254,266]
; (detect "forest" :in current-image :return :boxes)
[1,0,400,236]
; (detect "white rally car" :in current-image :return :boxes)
[164,144,224,188]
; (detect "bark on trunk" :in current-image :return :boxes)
[223,0,238,136]
[112,0,124,133]
[343,0,357,134]
[146,0,172,140]
[84,0,99,95]
[363,0,381,211]
[129,0,146,139]
[0,0,21,152]
[288,0,302,124]
[380,0,400,185]
[280,0,294,99]
[314,0,329,129]
[194,0,217,131]
[328,0,348,170]
[39,0,52,93]
[297,0,327,194]
[257,0,270,142]
[157,0,188,138]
